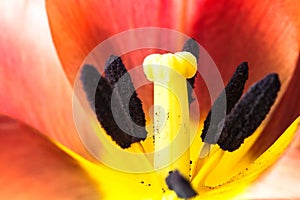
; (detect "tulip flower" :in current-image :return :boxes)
[0,0,299,199]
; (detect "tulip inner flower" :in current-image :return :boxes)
[80,39,282,199]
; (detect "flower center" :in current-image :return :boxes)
[80,38,281,199]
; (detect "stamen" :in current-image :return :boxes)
[182,38,200,104]
[104,56,147,134]
[166,170,197,198]
[182,38,200,61]
[81,56,147,149]
[104,55,127,84]
[80,64,101,111]
[218,73,281,151]
[201,62,248,144]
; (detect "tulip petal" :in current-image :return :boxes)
[250,55,300,156]
[192,117,300,199]
[0,0,92,158]
[0,114,163,199]
[0,114,100,199]
[237,127,300,199]
[190,0,300,113]
[63,145,163,200]
[47,0,299,110]
[190,0,300,82]
[46,0,189,82]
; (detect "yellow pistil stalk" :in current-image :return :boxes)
[143,52,197,180]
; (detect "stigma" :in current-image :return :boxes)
[143,51,197,80]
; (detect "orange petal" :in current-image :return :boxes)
[0,114,100,199]
[47,0,299,114]
[0,0,92,159]
[46,0,189,83]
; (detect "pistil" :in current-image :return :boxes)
[143,52,197,180]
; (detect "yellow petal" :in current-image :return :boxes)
[192,117,300,199]
[58,142,163,200]
[201,126,264,186]
[237,124,300,199]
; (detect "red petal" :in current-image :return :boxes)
[0,114,99,199]
[189,0,300,113]
[0,0,92,159]
[250,54,300,156]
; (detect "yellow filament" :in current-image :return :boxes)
[192,149,225,188]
